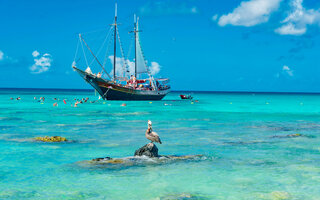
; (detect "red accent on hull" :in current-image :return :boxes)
[180,94,193,99]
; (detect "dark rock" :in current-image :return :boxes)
[134,143,159,157]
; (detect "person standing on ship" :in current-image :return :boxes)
[133,76,137,89]
[128,75,133,87]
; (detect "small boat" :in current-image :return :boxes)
[72,4,170,101]
[180,94,193,100]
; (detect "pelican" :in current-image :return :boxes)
[145,120,162,144]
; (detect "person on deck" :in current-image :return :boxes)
[128,75,132,86]
[149,78,153,90]
[133,76,137,89]
[97,72,101,78]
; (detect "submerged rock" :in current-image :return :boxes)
[34,136,68,142]
[160,193,210,200]
[271,133,314,139]
[134,143,159,157]
[65,191,100,200]
[92,157,112,161]
[77,143,209,169]
[224,140,268,146]
[77,154,207,169]
[271,191,290,200]
[0,190,40,199]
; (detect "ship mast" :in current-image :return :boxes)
[130,14,141,79]
[134,14,137,79]
[112,3,118,81]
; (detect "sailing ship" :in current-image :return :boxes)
[72,4,170,100]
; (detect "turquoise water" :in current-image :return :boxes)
[1,89,320,199]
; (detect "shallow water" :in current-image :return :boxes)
[1,89,320,199]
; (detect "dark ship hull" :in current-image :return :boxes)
[73,67,169,101]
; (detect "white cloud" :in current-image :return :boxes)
[32,50,40,57]
[0,50,18,64]
[218,0,282,27]
[30,51,52,74]
[275,23,306,35]
[212,14,218,21]
[0,50,3,61]
[282,65,294,76]
[191,7,198,14]
[150,62,161,75]
[275,0,320,35]
[283,65,290,70]
[108,56,134,77]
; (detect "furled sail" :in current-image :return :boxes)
[85,66,93,74]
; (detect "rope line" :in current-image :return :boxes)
[73,38,80,64]
[80,35,89,67]
[102,27,114,71]
[88,26,113,68]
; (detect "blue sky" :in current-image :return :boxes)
[1,0,320,92]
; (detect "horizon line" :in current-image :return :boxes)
[1,87,320,95]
